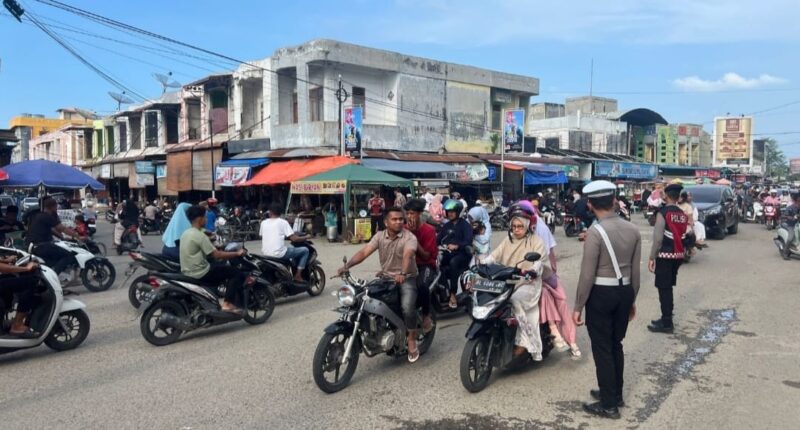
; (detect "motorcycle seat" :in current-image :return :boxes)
[251,254,290,265]
[156,272,218,287]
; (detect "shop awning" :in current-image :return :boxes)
[361,158,464,173]
[219,158,269,168]
[242,156,357,186]
[524,170,568,185]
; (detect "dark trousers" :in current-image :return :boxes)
[161,245,180,261]
[0,274,39,312]
[416,265,435,316]
[199,263,244,306]
[657,288,674,323]
[586,284,635,409]
[370,215,383,236]
[441,252,470,296]
[33,242,73,274]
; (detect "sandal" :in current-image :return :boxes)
[422,317,434,334]
[408,348,420,363]
[9,327,40,339]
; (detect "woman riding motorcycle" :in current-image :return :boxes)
[161,202,192,260]
[481,202,552,360]
[436,200,473,309]
[468,205,492,258]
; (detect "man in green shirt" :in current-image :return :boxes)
[180,205,246,313]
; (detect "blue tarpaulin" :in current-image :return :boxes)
[1,159,105,190]
[524,170,567,185]
[219,158,269,167]
[362,158,463,173]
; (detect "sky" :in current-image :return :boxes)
[2,0,800,156]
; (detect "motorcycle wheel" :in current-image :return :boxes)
[460,335,493,393]
[94,242,107,257]
[307,266,326,297]
[44,309,91,351]
[81,259,117,292]
[565,224,579,238]
[128,274,152,309]
[648,215,657,227]
[312,332,360,393]
[243,285,276,325]
[416,312,436,355]
[776,237,791,260]
[140,299,184,346]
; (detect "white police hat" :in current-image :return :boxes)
[582,180,617,198]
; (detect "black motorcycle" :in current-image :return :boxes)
[489,207,509,231]
[429,247,472,316]
[563,213,582,238]
[248,240,326,298]
[139,216,164,235]
[125,251,181,308]
[312,264,436,393]
[139,249,276,346]
[459,252,554,393]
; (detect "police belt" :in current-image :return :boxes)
[594,276,631,287]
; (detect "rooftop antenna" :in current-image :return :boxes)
[152,71,181,94]
[108,91,134,111]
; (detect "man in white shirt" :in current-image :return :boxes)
[260,203,308,283]
[422,188,434,211]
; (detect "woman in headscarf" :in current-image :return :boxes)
[482,202,551,361]
[161,202,191,260]
[468,205,492,257]
[428,194,444,224]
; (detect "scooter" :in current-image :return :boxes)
[0,247,90,354]
[646,206,659,226]
[539,204,556,233]
[312,262,436,393]
[125,251,181,309]
[563,213,582,238]
[138,246,276,346]
[116,223,141,255]
[458,252,553,393]
[429,247,472,316]
[489,207,509,231]
[246,240,326,299]
[744,201,763,223]
[37,240,116,292]
[139,216,163,235]
[764,204,779,230]
[774,219,800,260]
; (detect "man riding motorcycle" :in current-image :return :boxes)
[260,203,309,283]
[403,199,436,334]
[436,200,473,309]
[337,207,422,363]
[780,193,800,258]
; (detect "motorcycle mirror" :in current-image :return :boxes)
[524,252,541,262]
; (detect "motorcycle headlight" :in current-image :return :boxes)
[337,285,356,307]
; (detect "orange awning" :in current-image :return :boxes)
[242,156,357,186]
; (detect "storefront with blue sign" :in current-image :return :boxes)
[593,160,657,181]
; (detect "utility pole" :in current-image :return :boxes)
[209,116,215,199]
[335,74,348,156]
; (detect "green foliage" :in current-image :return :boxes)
[490,133,500,154]
[765,137,789,178]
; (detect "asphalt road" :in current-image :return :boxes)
[1,216,798,429]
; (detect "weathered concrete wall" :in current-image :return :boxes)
[396,74,445,152]
[445,81,491,153]
[565,96,618,115]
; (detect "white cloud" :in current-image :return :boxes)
[358,0,800,46]
[672,73,788,92]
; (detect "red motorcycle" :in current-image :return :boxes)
[764,204,779,230]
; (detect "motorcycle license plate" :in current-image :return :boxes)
[472,279,505,294]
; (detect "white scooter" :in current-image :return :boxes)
[0,247,91,354]
[42,240,117,292]
[774,219,800,260]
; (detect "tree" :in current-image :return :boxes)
[765,137,789,179]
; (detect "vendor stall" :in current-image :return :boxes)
[289,164,413,241]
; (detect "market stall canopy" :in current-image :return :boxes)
[291,163,412,194]
[242,156,356,186]
[1,159,105,190]
[361,158,464,173]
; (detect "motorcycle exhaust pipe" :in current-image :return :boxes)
[157,313,193,331]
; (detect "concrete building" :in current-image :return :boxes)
[266,39,538,154]
[28,124,93,166]
[8,109,94,162]
[565,96,618,116]
[638,123,712,167]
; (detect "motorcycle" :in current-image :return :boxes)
[0,247,91,354]
[116,223,141,255]
[105,209,117,223]
[458,252,554,393]
[538,204,556,234]
[764,204,779,230]
[35,240,116,292]
[125,251,181,308]
[646,206,659,227]
[429,247,472,316]
[139,216,163,235]
[774,218,800,260]
[312,261,437,393]
[138,246,276,346]
[489,207,509,231]
[618,201,631,222]
[744,201,763,223]
[563,213,582,238]
[553,202,565,227]
[247,240,326,299]
[86,218,97,237]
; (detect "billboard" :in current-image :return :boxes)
[791,158,800,175]
[714,117,752,162]
[343,106,362,154]
[594,161,657,180]
[503,109,525,153]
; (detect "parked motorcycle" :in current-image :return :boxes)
[138,247,276,346]
[554,202,565,227]
[312,262,436,393]
[764,204,779,230]
[0,247,90,354]
[34,240,116,292]
[247,240,326,299]
[125,251,181,308]
[458,252,553,392]
[489,207,509,231]
[538,204,556,234]
[774,218,800,260]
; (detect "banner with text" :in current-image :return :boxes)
[594,161,657,180]
[715,117,752,161]
[503,109,525,153]
[215,166,251,186]
[343,106,363,153]
[291,180,348,194]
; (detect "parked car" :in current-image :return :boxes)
[0,195,16,214]
[686,185,739,239]
[22,197,39,212]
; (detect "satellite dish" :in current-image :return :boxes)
[73,107,97,120]
[108,91,135,111]
[152,72,181,94]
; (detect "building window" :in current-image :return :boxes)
[105,126,115,154]
[145,111,158,147]
[118,122,127,152]
[292,93,298,124]
[491,103,501,130]
[84,132,93,159]
[187,100,201,140]
[309,87,323,122]
[165,110,179,144]
[352,86,366,118]
[545,137,560,150]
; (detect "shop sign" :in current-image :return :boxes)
[135,173,155,187]
[563,165,579,178]
[100,164,112,179]
[594,161,657,180]
[290,180,348,194]
[155,164,167,178]
[343,106,362,154]
[215,166,251,186]
[695,169,721,179]
[354,217,372,241]
[134,161,155,174]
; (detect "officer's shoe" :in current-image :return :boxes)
[647,319,674,333]
[590,389,625,407]
[582,401,620,419]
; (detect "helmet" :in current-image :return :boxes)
[443,199,463,215]
[207,197,218,206]
[507,200,537,230]
[770,189,777,195]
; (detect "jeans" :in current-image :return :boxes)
[416,265,435,316]
[441,251,471,296]
[283,245,310,269]
[399,277,418,329]
[370,215,383,237]
[32,242,72,275]
[161,245,180,261]
[198,263,244,306]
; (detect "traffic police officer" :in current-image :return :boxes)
[572,180,642,419]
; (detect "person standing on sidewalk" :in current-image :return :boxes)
[572,180,641,420]
[647,183,689,334]
[368,190,385,237]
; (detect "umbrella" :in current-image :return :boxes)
[0,168,7,181]
[0,159,105,190]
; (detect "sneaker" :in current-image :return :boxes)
[569,344,582,359]
[531,352,543,362]
[647,319,674,333]
[582,401,620,419]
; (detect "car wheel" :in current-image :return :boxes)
[727,217,739,235]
